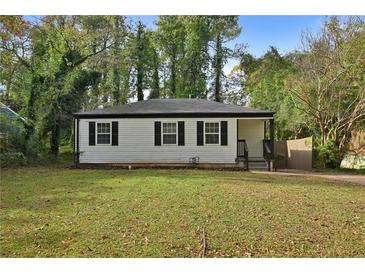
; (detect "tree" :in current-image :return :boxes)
[225,65,247,106]
[0,16,48,152]
[148,32,160,99]
[240,47,306,140]
[287,16,365,167]
[107,16,127,105]
[1,15,245,160]
[210,16,241,102]
[155,16,186,97]
[38,16,115,155]
[128,21,152,101]
[179,16,211,98]
[135,21,147,101]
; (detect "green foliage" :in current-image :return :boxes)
[236,17,364,168]
[154,15,242,100]
[287,17,365,157]
[240,47,306,140]
[314,140,341,169]
[130,21,152,101]
[155,16,187,97]
[179,16,211,98]
[0,151,27,167]
[210,16,241,102]
[0,113,26,152]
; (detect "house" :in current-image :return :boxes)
[0,102,27,145]
[73,99,275,170]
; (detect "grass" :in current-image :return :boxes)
[317,167,365,175]
[1,166,364,258]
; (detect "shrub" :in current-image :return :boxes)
[314,140,341,168]
[0,152,27,167]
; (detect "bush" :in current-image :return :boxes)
[0,152,27,167]
[314,140,341,168]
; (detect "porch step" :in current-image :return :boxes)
[236,157,269,170]
[248,161,268,170]
[248,158,268,170]
[248,157,267,162]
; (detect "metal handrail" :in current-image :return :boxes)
[237,140,249,170]
[237,140,247,157]
[243,141,248,158]
[244,141,248,170]
[263,141,271,155]
[263,139,273,171]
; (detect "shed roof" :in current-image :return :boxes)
[0,102,27,123]
[74,99,274,118]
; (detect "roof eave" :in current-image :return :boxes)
[73,112,275,119]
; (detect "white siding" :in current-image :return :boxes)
[238,119,265,158]
[77,117,269,164]
[78,117,238,164]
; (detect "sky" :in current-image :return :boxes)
[127,15,327,73]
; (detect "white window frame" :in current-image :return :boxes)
[204,122,220,145]
[162,122,177,145]
[96,122,111,145]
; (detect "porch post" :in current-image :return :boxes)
[269,119,274,143]
[269,118,274,171]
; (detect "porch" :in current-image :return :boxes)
[236,118,274,171]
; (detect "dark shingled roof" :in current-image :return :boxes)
[74,99,274,118]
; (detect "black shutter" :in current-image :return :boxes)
[197,121,204,146]
[221,121,228,146]
[154,121,161,146]
[112,121,118,146]
[89,122,95,146]
[178,121,185,146]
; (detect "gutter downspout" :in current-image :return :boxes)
[74,117,80,167]
[77,118,80,167]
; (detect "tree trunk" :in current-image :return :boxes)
[170,48,177,96]
[50,110,61,156]
[24,75,41,149]
[150,64,160,99]
[214,33,223,102]
[24,90,36,143]
[137,65,144,101]
[112,68,121,105]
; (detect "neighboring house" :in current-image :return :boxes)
[0,102,27,140]
[73,99,275,170]
[340,130,365,170]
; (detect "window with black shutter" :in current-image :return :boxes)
[221,121,228,146]
[89,121,96,146]
[178,121,185,146]
[154,121,161,146]
[197,121,204,146]
[112,121,118,146]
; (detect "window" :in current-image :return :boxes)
[162,122,177,145]
[97,123,111,144]
[205,122,219,144]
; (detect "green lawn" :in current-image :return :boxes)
[1,166,364,258]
